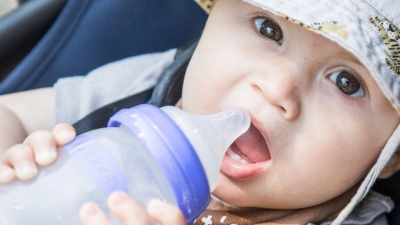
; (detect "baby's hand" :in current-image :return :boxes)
[79,192,186,225]
[0,123,76,183]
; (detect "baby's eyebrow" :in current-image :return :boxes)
[333,49,363,66]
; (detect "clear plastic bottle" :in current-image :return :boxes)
[0,104,250,225]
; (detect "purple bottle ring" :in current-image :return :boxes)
[108,104,210,223]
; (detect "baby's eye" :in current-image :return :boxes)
[254,18,283,44]
[328,71,365,98]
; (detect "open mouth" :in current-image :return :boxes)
[228,123,271,163]
[221,122,272,179]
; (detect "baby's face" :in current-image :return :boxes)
[181,0,399,209]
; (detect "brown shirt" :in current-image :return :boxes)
[193,186,392,225]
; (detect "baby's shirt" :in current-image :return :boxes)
[54,48,177,125]
[193,191,393,225]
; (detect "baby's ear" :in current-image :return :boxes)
[379,148,400,179]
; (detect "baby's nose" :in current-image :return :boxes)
[250,65,302,121]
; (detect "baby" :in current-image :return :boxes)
[1,0,400,224]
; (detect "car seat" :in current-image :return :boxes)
[373,171,400,225]
[0,0,67,82]
[0,0,207,94]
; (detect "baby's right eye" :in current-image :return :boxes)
[253,17,283,44]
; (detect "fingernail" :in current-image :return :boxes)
[109,192,128,206]
[81,202,100,217]
[55,129,76,144]
[0,165,15,183]
[35,148,57,165]
[147,199,164,209]
[15,162,38,180]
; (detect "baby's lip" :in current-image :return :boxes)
[221,115,272,179]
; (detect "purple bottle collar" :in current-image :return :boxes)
[108,104,210,223]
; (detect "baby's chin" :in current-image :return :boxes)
[211,178,314,210]
[208,194,243,210]
[210,174,258,208]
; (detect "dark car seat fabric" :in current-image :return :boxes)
[373,171,400,225]
[0,0,67,81]
[0,0,207,94]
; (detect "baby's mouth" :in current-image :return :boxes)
[231,123,271,162]
[221,123,271,178]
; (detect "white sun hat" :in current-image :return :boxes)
[195,0,400,224]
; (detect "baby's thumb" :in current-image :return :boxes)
[52,123,76,146]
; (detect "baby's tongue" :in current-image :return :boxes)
[233,124,270,163]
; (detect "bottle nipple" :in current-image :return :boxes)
[161,107,251,191]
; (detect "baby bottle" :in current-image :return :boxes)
[0,104,250,225]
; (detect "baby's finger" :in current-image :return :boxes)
[23,130,57,166]
[2,144,38,180]
[147,199,186,225]
[52,123,76,147]
[79,202,113,225]
[0,164,16,184]
[108,192,153,225]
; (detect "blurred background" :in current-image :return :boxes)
[0,0,207,94]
